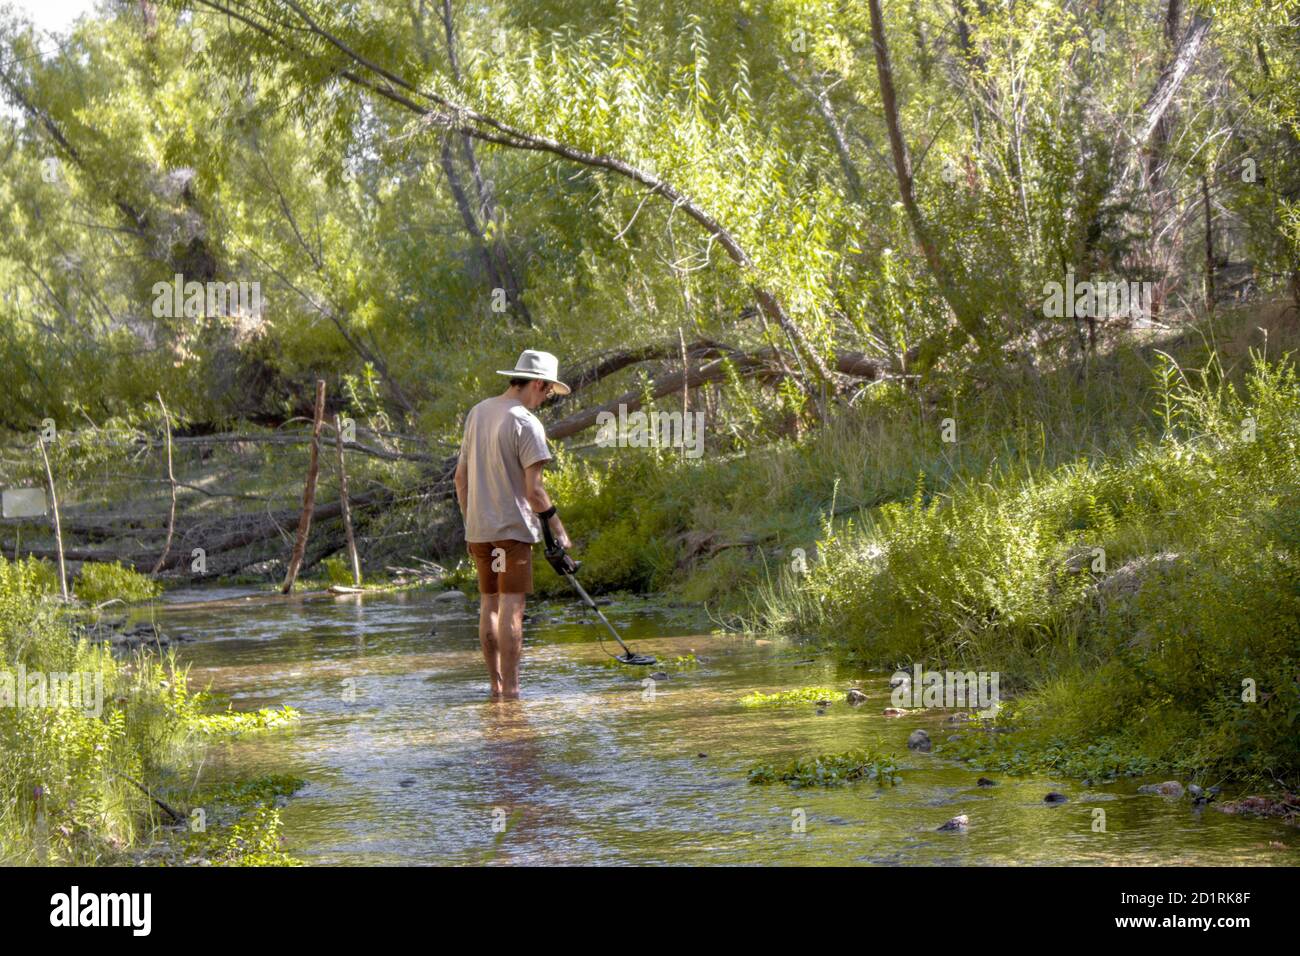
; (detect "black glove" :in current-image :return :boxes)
[545,546,580,576]
[537,506,578,574]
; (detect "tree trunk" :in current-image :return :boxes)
[438,0,532,327]
[867,0,985,353]
[1135,15,1212,147]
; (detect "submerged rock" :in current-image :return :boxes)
[1137,781,1185,798]
[649,672,669,681]
[977,777,997,787]
[433,590,468,602]
[1044,791,1068,803]
[1214,794,1298,821]
[937,814,969,831]
[907,730,932,752]
[882,707,907,717]
[846,688,868,706]
[87,619,190,652]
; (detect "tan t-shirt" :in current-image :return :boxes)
[460,395,552,543]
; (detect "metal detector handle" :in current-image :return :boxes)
[540,513,580,576]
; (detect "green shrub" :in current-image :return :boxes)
[74,561,161,606]
[0,555,195,864]
[753,353,1300,784]
[322,555,358,587]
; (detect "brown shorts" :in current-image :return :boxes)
[467,539,534,595]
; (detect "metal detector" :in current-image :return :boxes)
[540,521,656,667]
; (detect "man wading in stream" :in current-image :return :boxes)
[455,350,572,699]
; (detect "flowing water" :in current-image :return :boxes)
[154,588,1300,866]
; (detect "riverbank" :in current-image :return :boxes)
[0,555,303,864]
[537,301,1300,788]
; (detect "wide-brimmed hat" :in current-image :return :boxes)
[495,349,571,395]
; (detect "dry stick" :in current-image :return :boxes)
[111,770,182,823]
[333,413,362,587]
[36,436,67,601]
[678,326,689,460]
[1203,173,1215,315]
[151,392,177,575]
[281,380,326,594]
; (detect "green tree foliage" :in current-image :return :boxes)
[0,0,1291,433]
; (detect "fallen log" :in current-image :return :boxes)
[3,493,382,574]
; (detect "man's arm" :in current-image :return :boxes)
[454,455,468,520]
[523,461,571,549]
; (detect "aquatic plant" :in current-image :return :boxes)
[740,686,842,707]
[749,750,901,788]
[189,705,301,737]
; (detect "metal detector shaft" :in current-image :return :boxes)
[563,572,636,657]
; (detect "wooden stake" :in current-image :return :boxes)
[333,413,362,587]
[37,436,68,601]
[151,392,178,575]
[282,380,327,594]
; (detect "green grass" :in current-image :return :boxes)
[546,304,1300,785]
[171,775,306,866]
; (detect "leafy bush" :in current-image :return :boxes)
[322,555,359,587]
[74,561,161,606]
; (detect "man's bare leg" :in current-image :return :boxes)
[497,592,526,699]
[478,593,503,698]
